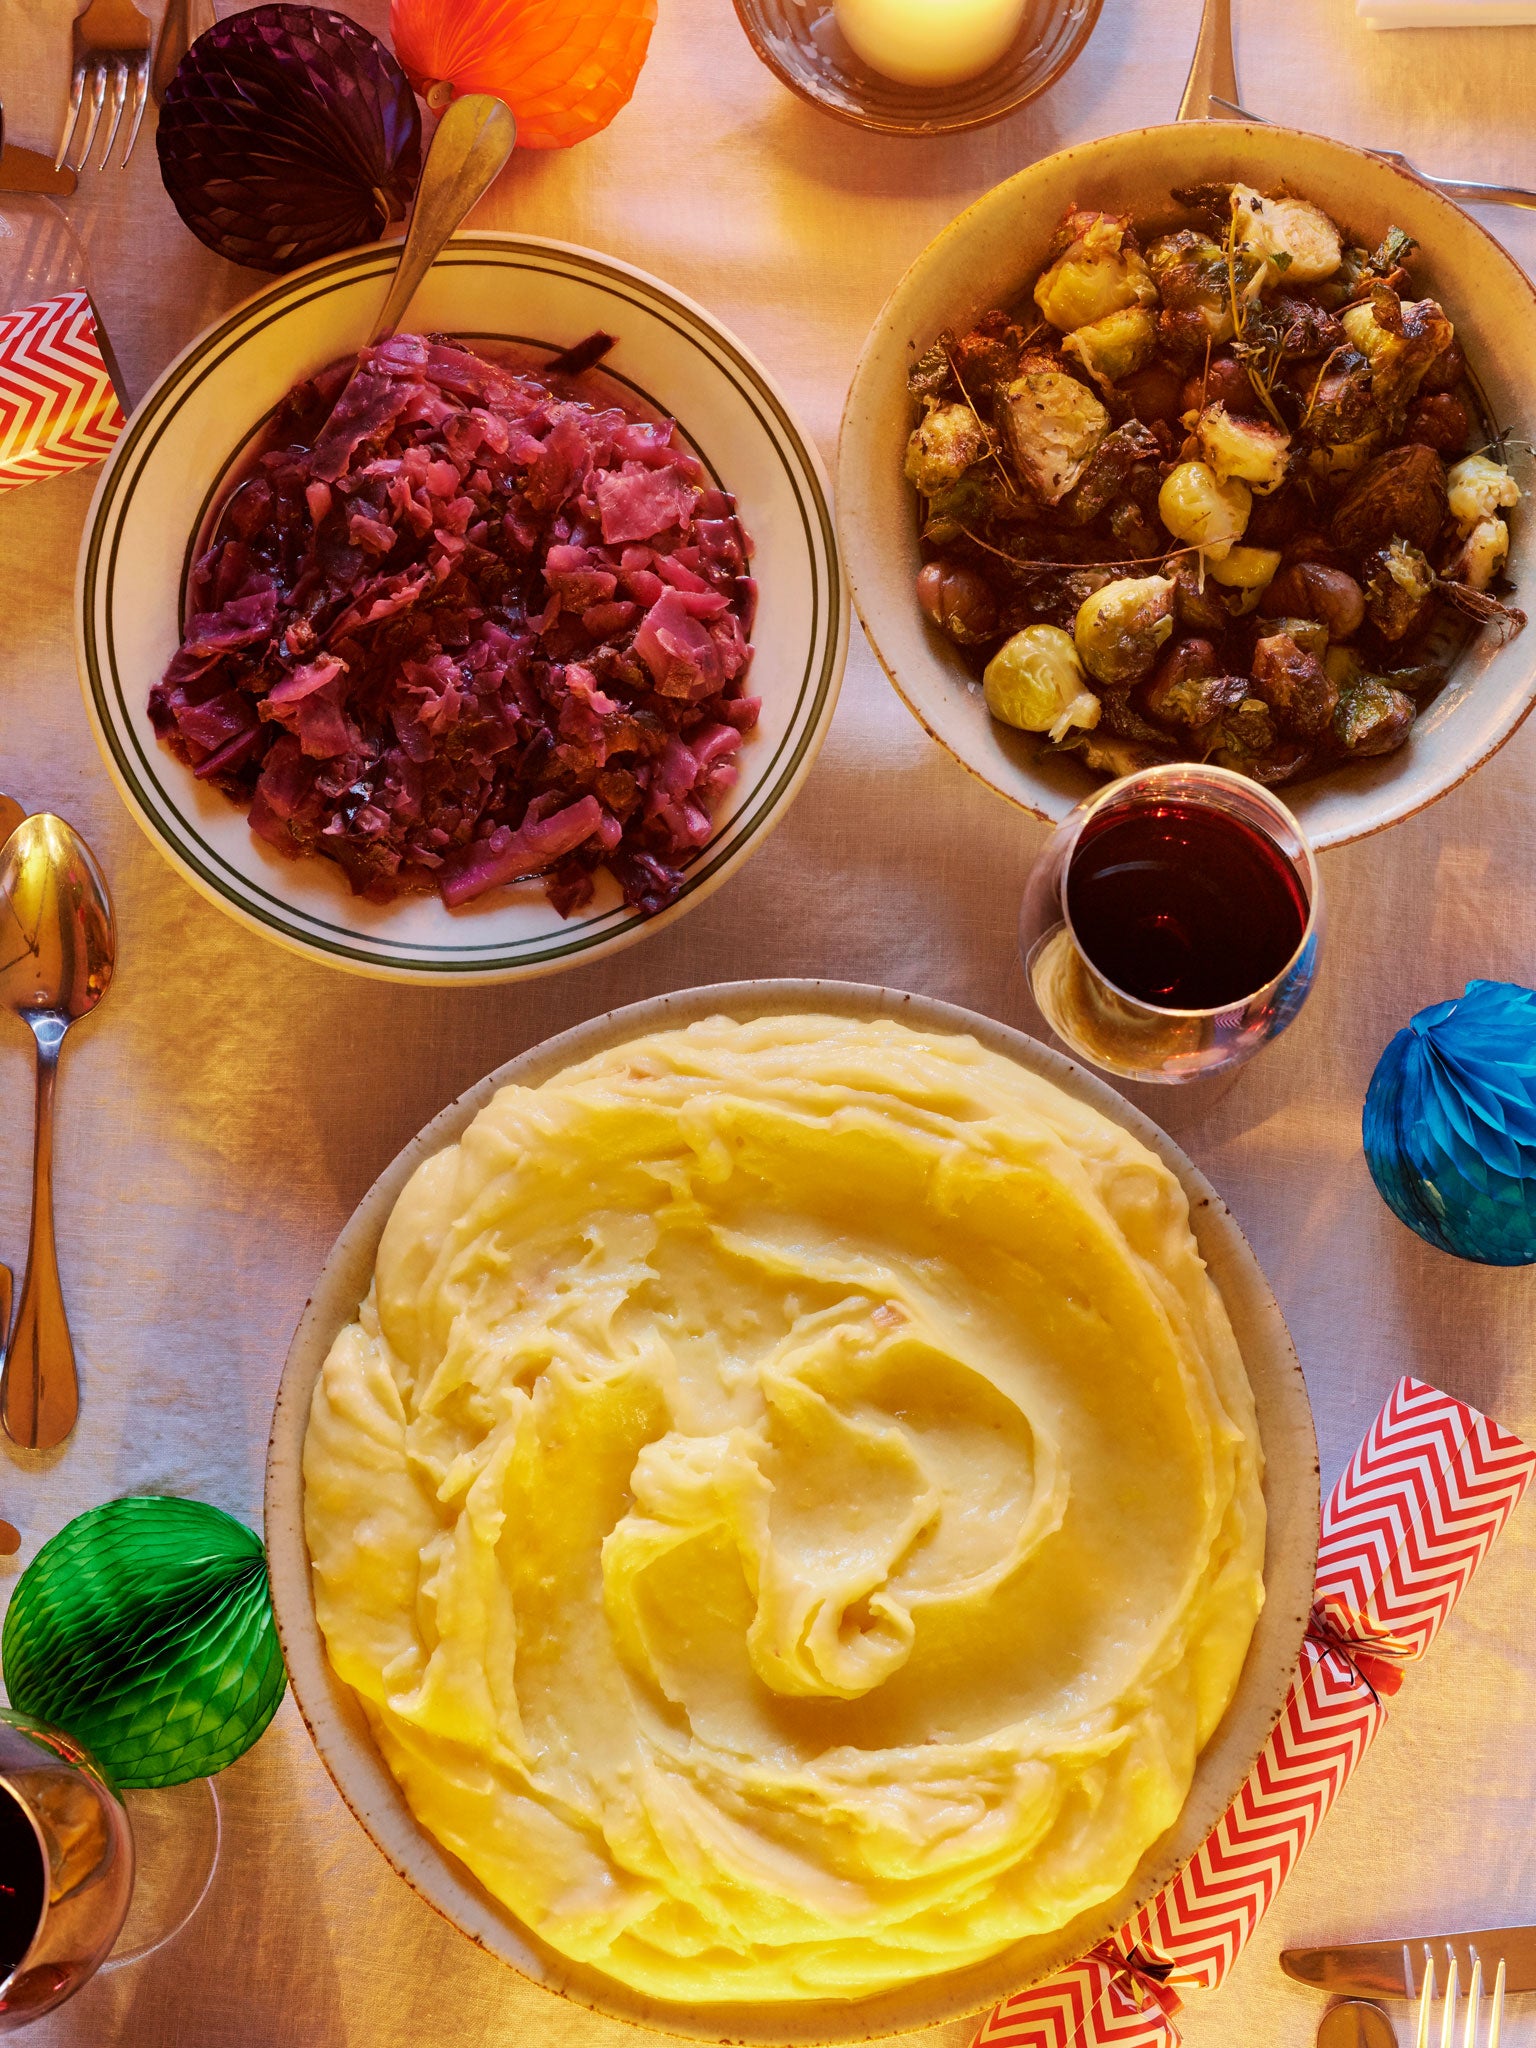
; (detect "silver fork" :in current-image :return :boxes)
[55,0,154,175]
[1179,0,1536,210]
[1414,1950,1506,2048]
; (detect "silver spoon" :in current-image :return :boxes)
[1318,2000,1397,2048]
[0,815,116,1451]
[369,92,517,347]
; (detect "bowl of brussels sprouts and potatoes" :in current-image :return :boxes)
[838,120,1536,847]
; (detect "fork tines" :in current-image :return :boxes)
[1413,1947,1506,2048]
[55,0,154,174]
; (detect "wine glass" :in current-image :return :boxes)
[0,1712,133,2028]
[0,1712,222,2029]
[1018,762,1324,1086]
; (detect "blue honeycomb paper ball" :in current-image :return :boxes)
[1363,980,1536,1266]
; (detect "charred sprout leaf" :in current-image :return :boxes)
[1061,421,1160,527]
[1363,538,1437,640]
[1369,227,1418,276]
[908,336,957,403]
[1065,732,1178,776]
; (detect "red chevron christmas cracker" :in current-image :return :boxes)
[974,1378,1534,2048]
[0,290,125,493]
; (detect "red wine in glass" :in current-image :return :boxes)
[1066,798,1309,1011]
[0,1783,46,1982]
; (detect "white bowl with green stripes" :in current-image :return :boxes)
[77,236,846,984]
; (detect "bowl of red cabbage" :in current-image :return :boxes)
[77,235,845,982]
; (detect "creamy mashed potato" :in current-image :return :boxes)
[304,1014,1265,2005]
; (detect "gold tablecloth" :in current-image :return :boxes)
[3,2,1536,2042]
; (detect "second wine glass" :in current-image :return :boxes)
[1019,763,1324,1085]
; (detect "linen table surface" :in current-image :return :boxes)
[2,1,1536,2042]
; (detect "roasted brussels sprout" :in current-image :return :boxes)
[1215,694,1278,756]
[1261,562,1366,640]
[1168,560,1233,634]
[1196,403,1291,493]
[1146,230,1234,354]
[1208,544,1282,591]
[1230,184,1343,285]
[1363,539,1437,641]
[904,401,989,494]
[1034,210,1159,333]
[916,559,999,644]
[1333,670,1416,755]
[983,625,1101,740]
[1449,516,1511,593]
[1339,291,1455,414]
[1158,460,1252,558]
[1332,443,1448,555]
[1446,452,1521,535]
[1073,574,1176,686]
[1142,639,1247,728]
[1301,356,1387,476]
[998,368,1110,505]
[1062,306,1158,393]
[1251,630,1340,738]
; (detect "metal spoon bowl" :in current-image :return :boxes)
[0,814,116,1450]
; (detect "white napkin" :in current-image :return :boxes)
[1361,0,1536,25]
[0,0,81,156]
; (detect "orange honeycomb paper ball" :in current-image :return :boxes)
[390,0,658,149]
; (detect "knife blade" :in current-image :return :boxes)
[1282,1925,1536,1999]
[0,145,77,198]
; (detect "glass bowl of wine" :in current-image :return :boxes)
[1018,764,1323,1086]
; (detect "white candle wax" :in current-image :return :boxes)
[832,0,1030,86]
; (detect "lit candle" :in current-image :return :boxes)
[833,0,1029,86]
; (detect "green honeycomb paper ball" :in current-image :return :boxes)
[2,1497,286,1789]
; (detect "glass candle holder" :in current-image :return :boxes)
[1018,763,1324,1086]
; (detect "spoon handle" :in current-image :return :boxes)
[368,94,517,348]
[1,1025,77,1451]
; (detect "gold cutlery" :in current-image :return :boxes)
[0,817,117,1450]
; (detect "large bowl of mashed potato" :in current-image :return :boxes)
[266,982,1317,2041]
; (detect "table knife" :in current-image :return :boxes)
[1282,1926,1536,1999]
[0,145,77,198]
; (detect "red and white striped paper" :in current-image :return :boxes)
[0,290,124,493]
[975,1378,1534,2048]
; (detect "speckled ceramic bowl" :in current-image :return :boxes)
[266,980,1318,2044]
[839,122,1536,849]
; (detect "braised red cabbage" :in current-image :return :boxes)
[150,335,758,918]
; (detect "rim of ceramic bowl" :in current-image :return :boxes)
[838,121,1536,850]
[76,233,847,985]
[265,978,1318,2045]
[730,0,1105,138]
